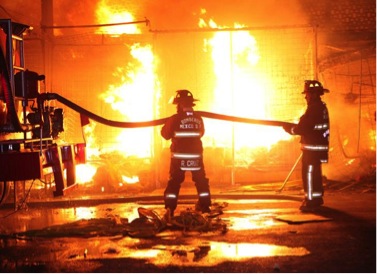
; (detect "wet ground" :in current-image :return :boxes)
[0,180,375,273]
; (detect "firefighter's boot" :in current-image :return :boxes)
[195,202,211,214]
[299,197,323,212]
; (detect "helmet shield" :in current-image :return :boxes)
[302,80,329,95]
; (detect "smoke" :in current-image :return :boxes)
[0,1,40,26]
[322,81,376,182]
[54,0,98,26]
[0,0,310,33]
[143,0,307,30]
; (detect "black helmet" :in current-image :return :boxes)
[172,89,198,105]
[302,80,329,95]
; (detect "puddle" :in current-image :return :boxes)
[156,241,309,266]
[228,216,276,230]
[224,208,293,230]
[96,241,310,266]
[0,203,159,234]
[39,238,309,267]
[0,236,310,267]
[0,200,312,269]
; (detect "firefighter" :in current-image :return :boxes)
[161,89,211,217]
[283,80,330,212]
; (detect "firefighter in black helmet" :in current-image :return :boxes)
[161,89,211,217]
[283,80,330,212]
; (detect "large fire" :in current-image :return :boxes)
[199,17,291,150]
[75,1,160,185]
[75,4,294,185]
[95,0,141,35]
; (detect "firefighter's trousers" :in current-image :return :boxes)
[164,157,211,212]
[301,151,325,202]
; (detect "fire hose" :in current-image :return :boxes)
[38,93,296,128]
[36,93,300,194]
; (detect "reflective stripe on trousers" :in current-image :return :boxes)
[199,192,210,198]
[172,153,202,171]
[305,164,323,201]
[198,191,211,208]
[181,167,201,171]
[165,193,177,199]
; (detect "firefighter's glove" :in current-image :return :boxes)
[283,124,293,135]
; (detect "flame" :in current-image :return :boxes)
[200,17,291,150]
[76,7,296,184]
[99,43,159,157]
[369,129,376,151]
[95,1,160,159]
[76,163,97,184]
[73,123,99,184]
[95,0,141,35]
[122,175,139,184]
[75,1,160,184]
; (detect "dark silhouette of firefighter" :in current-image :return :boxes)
[283,80,330,211]
[161,90,211,217]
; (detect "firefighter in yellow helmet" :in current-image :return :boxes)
[283,80,330,212]
[161,90,211,217]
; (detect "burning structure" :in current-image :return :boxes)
[0,0,375,202]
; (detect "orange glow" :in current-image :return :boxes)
[149,242,309,266]
[200,17,291,150]
[76,164,97,184]
[74,207,96,220]
[210,242,304,258]
[95,0,141,35]
[75,1,161,184]
[95,0,159,159]
[122,175,139,184]
[99,43,160,158]
[369,130,376,151]
[74,123,99,184]
[230,216,276,230]
[76,8,298,183]
[82,122,100,159]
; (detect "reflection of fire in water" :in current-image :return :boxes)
[137,242,309,266]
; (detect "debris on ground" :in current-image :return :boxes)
[11,202,229,239]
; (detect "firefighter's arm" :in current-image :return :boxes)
[283,118,312,135]
[161,116,175,140]
[283,124,297,135]
[283,105,318,135]
[200,117,205,137]
[284,113,315,135]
